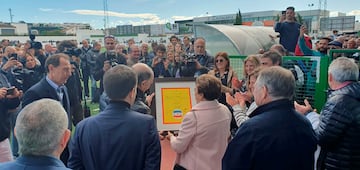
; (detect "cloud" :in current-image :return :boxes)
[39,8,54,12]
[69,9,177,26]
[67,9,196,27]
[69,9,160,20]
[347,10,360,16]
[171,16,194,21]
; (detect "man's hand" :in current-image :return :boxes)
[195,60,201,70]
[163,59,170,70]
[5,87,21,99]
[294,99,314,115]
[159,131,167,140]
[299,25,307,38]
[146,93,155,107]
[2,58,18,71]
[165,131,174,141]
[152,57,160,67]
[103,61,111,72]
[0,87,7,99]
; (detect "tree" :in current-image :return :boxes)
[296,13,304,24]
[234,9,242,25]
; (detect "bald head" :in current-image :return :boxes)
[5,46,16,56]
[194,37,206,55]
[132,63,154,91]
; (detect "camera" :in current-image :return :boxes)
[180,53,198,77]
[107,50,117,58]
[29,34,42,50]
[11,67,35,90]
[64,47,82,57]
[184,53,196,63]
[109,58,119,67]
[106,50,119,67]
[190,38,195,45]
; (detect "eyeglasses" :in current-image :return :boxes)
[106,43,114,45]
[216,59,224,63]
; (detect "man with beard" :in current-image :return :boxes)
[93,35,126,111]
[298,25,329,57]
[274,6,301,54]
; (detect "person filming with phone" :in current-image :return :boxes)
[274,6,301,55]
[0,70,21,162]
[1,46,23,73]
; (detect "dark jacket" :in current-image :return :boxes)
[0,73,20,142]
[195,52,214,70]
[22,78,72,130]
[93,52,126,93]
[79,46,92,69]
[131,88,151,115]
[152,61,171,78]
[0,155,70,170]
[316,82,360,170]
[222,99,317,170]
[22,65,45,92]
[68,101,161,170]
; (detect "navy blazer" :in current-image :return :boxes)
[0,155,70,170]
[22,78,71,130]
[68,101,161,170]
[222,99,317,170]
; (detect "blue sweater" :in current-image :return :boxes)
[274,21,301,53]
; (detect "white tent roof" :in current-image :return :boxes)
[195,24,277,55]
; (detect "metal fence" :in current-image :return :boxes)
[229,55,330,111]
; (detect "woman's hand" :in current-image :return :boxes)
[226,93,238,107]
[231,77,242,90]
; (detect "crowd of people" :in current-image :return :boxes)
[0,5,359,170]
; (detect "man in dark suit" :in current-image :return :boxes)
[22,53,72,165]
[0,99,71,170]
[68,65,161,170]
[222,66,317,170]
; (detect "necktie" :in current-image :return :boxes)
[58,85,72,130]
[57,86,65,104]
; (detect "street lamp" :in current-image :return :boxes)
[308,3,314,34]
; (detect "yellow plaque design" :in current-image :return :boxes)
[161,88,192,124]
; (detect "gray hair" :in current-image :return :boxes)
[328,57,359,82]
[15,99,68,156]
[256,66,295,100]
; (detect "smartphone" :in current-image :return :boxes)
[6,87,15,95]
[9,53,18,61]
[122,49,127,54]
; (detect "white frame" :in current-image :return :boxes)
[154,78,196,130]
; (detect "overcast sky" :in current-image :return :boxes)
[1,0,359,29]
